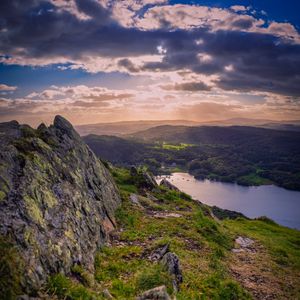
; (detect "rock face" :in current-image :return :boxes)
[0,116,120,293]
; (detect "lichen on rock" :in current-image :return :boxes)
[0,116,121,295]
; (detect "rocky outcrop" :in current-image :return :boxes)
[161,252,183,292]
[211,206,248,220]
[0,116,120,294]
[149,244,183,293]
[159,179,180,191]
[140,171,158,190]
[129,166,158,190]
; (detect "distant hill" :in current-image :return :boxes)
[76,118,300,136]
[129,125,300,152]
[83,134,146,165]
[75,120,201,136]
[85,125,300,190]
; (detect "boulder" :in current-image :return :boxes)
[130,193,142,207]
[161,252,183,292]
[149,244,169,261]
[159,179,180,192]
[136,285,171,300]
[103,288,114,299]
[140,171,158,190]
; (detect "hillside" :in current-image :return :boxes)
[31,167,300,299]
[75,119,300,137]
[129,125,300,149]
[75,120,200,136]
[1,117,299,300]
[84,126,300,190]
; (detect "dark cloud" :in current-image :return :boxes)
[118,59,140,73]
[0,0,300,97]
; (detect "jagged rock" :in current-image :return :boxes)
[136,285,171,300]
[149,244,169,261]
[159,179,180,192]
[140,171,158,190]
[0,115,121,294]
[130,193,142,207]
[211,206,248,220]
[103,288,114,299]
[161,253,183,292]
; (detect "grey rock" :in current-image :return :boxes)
[149,244,169,261]
[130,193,142,207]
[140,171,158,190]
[159,179,180,192]
[235,236,254,248]
[103,288,114,299]
[161,252,183,292]
[0,115,121,293]
[136,285,171,300]
[211,206,248,220]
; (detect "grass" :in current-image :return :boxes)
[153,142,195,151]
[47,274,102,300]
[46,166,300,299]
[89,167,251,299]
[224,218,300,270]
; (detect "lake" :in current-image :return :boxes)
[157,172,300,230]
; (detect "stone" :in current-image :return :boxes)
[130,193,142,207]
[153,212,182,219]
[159,179,180,192]
[140,171,158,190]
[235,236,254,248]
[161,252,183,292]
[149,244,169,261]
[211,206,248,220]
[103,288,114,299]
[136,285,171,300]
[0,115,121,294]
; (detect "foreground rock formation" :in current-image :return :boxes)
[0,116,120,294]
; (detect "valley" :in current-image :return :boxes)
[84,125,300,191]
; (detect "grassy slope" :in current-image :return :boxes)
[44,167,300,300]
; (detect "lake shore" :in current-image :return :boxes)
[156,172,300,230]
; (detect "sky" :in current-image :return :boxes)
[0,0,300,126]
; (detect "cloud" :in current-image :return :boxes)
[0,84,17,91]
[161,81,212,91]
[230,5,249,12]
[0,0,300,122]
